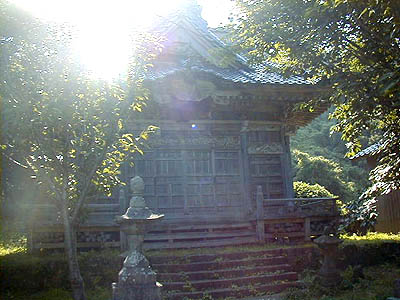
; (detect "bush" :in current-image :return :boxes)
[294,181,335,198]
[292,150,357,202]
[0,249,122,296]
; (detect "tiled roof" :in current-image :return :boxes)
[350,142,382,160]
[146,2,312,86]
[146,60,311,85]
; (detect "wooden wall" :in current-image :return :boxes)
[366,156,400,233]
[376,190,400,233]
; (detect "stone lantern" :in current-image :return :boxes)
[313,227,343,287]
[112,176,164,300]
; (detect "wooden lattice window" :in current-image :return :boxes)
[185,150,214,208]
[250,154,284,198]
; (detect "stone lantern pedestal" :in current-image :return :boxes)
[313,230,343,287]
[112,176,164,300]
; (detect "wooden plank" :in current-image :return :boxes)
[149,222,253,231]
[143,236,258,250]
[146,231,253,241]
[309,216,338,222]
[264,197,338,202]
[32,241,120,249]
[264,218,305,223]
[265,232,305,238]
[33,226,120,233]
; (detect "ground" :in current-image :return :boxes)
[1,231,399,300]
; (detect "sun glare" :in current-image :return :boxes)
[10,0,186,80]
[11,0,234,80]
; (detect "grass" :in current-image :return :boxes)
[287,262,400,300]
[341,232,400,246]
[3,287,111,300]
[1,230,400,300]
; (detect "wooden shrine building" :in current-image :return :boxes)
[29,2,337,250]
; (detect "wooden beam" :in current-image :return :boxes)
[256,186,265,242]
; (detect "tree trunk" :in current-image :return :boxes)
[62,208,86,300]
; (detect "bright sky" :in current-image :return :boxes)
[11,0,235,80]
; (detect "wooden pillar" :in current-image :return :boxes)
[240,123,252,215]
[182,149,189,215]
[281,128,294,198]
[304,217,311,241]
[256,185,265,242]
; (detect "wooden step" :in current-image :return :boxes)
[157,264,293,282]
[163,281,300,300]
[149,248,286,264]
[153,256,288,273]
[144,236,258,250]
[152,246,306,300]
[162,272,298,292]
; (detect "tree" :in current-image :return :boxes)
[291,111,370,196]
[292,150,356,202]
[231,0,400,210]
[1,2,158,299]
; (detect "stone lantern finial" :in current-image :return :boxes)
[130,176,145,195]
[129,176,145,209]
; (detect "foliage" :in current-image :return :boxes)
[0,232,27,256]
[293,181,335,199]
[232,0,400,219]
[340,196,377,234]
[291,111,370,193]
[286,263,400,300]
[0,2,159,299]
[0,248,121,296]
[292,150,356,203]
[291,114,373,231]
[4,288,111,300]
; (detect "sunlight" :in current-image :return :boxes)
[10,0,185,80]
[10,0,234,80]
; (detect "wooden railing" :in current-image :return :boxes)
[255,186,339,242]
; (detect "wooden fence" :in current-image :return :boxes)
[28,186,340,250]
[255,186,339,243]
